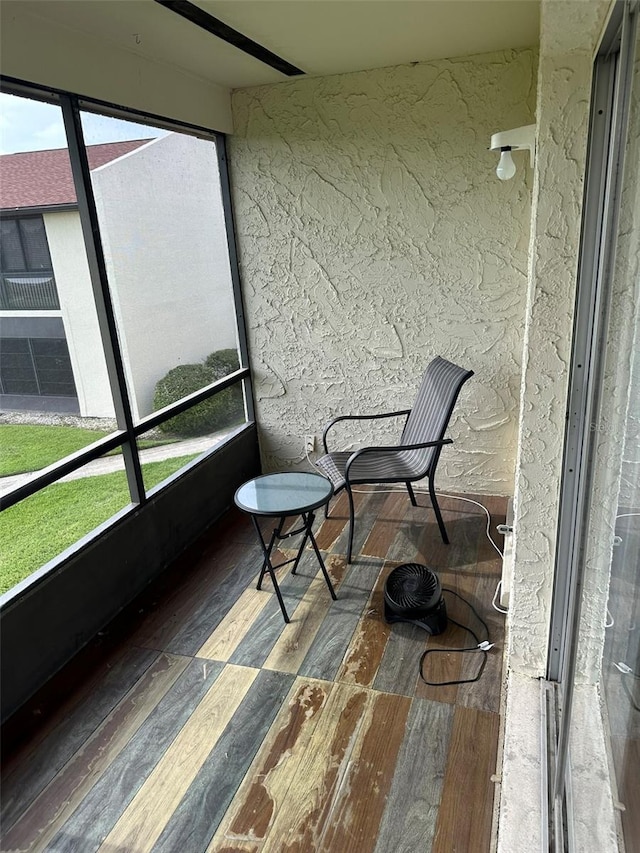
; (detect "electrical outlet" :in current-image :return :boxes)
[305,434,315,454]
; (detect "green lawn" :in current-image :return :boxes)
[0,424,172,476]
[0,455,197,594]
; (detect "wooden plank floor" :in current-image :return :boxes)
[1,487,507,853]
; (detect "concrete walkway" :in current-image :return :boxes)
[0,432,226,498]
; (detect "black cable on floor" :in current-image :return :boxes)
[419,588,494,687]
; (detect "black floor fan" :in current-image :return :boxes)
[383,563,448,635]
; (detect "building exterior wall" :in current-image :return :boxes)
[88,133,239,421]
[229,48,536,495]
[43,210,115,418]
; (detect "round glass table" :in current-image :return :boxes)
[234,472,337,623]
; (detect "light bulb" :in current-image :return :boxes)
[496,148,516,181]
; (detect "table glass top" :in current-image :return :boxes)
[235,472,333,515]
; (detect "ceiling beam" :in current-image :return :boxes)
[153,0,305,77]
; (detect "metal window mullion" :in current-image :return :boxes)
[60,95,145,506]
[547,56,618,686]
[216,133,256,424]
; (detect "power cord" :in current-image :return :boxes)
[419,588,494,686]
[306,447,508,613]
[613,661,640,712]
[305,450,505,687]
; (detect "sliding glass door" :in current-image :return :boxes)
[549,3,639,849]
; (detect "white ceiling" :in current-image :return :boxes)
[14,0,540,91]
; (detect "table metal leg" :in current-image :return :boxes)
[291,511,337,601]
[251,515,290,623]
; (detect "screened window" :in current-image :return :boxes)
[0,86,252,599]
[0,336,76,397]
[0,216,59,310]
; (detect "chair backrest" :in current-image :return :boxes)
[400,356,474,474]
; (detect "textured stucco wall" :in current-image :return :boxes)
[507,0,614,678]
[229,48,536,495]
[498,2,614,852]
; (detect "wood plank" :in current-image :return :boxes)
[432,705,500,853]
[229,558,319,670]
[262,556,349,674]
[414,622,471,705]
[1,653,189,853]
[151,669,295,853]
[97,664,258,853]
[314,491,350,551]
[361,491,410,559]
[385,492,441,564]
[164,547,274,656]
[318,690,412,852]
[1,495,507,853]
[208,677,331,852]
[47,658,225,853]
[373,620,426,696]
[414,510,485,705]
[131,541,258,652]
[335,561,396,688]
[259,682,371,853]
[457,560,506,714]
[337,487,391,560]
[1,646,159,833]
[196,587,274,662]
[314,486,381,558]
[374,698,455,853]
[297,557,383,682]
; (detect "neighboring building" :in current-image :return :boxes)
[0,133,237,419]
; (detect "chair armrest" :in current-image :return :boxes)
[322,410,411,454]
[344,438,453,481]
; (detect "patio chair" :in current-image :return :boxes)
[316,356,473,562]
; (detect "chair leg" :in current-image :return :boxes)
[429,478,449,544]
[346,485,356,563]
[406,481,418,506]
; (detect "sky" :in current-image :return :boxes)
[0,92,166,155]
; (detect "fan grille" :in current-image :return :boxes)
[384,563,441,615]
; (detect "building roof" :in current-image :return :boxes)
[0,140,151,210]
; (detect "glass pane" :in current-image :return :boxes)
[600,23,640,849]
[0,452,132,594]
[79,111,243,425]
[567,20,640,850]
[19,217,52,270]
[0,219,25,271]
[30,337,77,396]
[136,391,246,493]
[0,92,117,456]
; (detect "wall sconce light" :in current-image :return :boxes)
[489,124,536,180]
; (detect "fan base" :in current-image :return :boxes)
[384,596,448,635]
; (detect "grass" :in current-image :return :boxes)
[0,455,197,594]
[0,425,173,477]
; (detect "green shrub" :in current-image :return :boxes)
[153,351,244,437]
[205,348,240,378]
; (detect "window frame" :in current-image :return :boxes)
[546,0,639,847]
[0,77,255,585]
